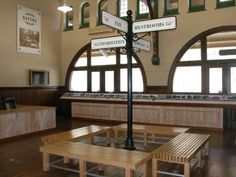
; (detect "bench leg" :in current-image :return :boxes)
[42,152,49,172]
[142,158,152,177]
[144,132,148,148]
[184,163,190,177]
[152,158,158,177]
[205,141,210,156]
[106,130,111,145]
[63,156,70,164]
[125,167,133,177]
[114,130,118,144]
[79,159,86,177]
[196,151,202,168]
[88,136,93,144]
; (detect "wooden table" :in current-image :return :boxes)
[42,125,112,145]
[113,124,189,147]
[40,141,152,177]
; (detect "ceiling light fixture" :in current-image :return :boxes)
[57,1,72,13]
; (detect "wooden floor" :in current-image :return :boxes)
[0,117,236,177]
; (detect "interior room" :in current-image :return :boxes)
[0,0,236,177]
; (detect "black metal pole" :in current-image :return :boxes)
[124,10,135,150]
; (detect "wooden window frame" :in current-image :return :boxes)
[65,43,147,93]
[216,0,235,8]
[168,26,236,94]
[164,0,179,16]
[136,0,149,20]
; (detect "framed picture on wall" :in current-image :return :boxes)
[29,70,49,86]
[17,5,41,54]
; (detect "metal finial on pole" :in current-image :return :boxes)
[124,10,135,150]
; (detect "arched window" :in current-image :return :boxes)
[66,43,147,93]
[65,8,73,31]
[168,26,236,94]
[117,0,128,17]
[136,0,149,19]
[80,2,89,28]
[97,0,108,25]
[164,0,178,16]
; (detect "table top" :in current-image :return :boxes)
[40,141,152,169]
[113,123,189,136]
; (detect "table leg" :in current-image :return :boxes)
[106,130,111,146]
[114,130,118,144]
[144,132,148,147]
[43,152,49,172]
[88,136,93,144]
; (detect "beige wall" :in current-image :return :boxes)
[0,0,61,87]
[61,0,236,87]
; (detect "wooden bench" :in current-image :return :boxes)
[41,125,112,163]
[152,133,210,177]
[40,141,152,177]
[42,125,112,145]
[113,124,189,147]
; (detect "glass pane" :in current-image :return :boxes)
[207,32,236,60]
[92,72,100,92]
[209,68,222,93]
[139,0,149,14]
[173,66,202,92]
[120,68,144,92]
[105,71,114,92]
[166,0,178,10]
[180,41,201,61]
[75,57,87,67]
[231,67,236,93]
[91,53,116,66]
[120,55,137,64]
[119,0,128,17]
[70,71,87,91]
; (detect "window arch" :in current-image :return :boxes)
[65,43,147,93]
[97,0,108,25]
[117,0,128,17]
[80,2,89,28]
[168,26,236,94]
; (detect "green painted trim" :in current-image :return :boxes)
[216,0,235,8]
[64,9,73,31]
[152,56,160,65]
[97,0,107,26]
[136,0,149,19]
[80,3,90,29]
[188,0,205,12]
[164,0,178,16]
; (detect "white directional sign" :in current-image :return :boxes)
[133,16,176,34]
[133,39,151,52]
[91,36,126,50]
[91,36,151,52]
[102,11,128,33]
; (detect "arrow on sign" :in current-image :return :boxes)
[102,11,128,33]
[133,16,176,34]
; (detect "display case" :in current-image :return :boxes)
[29,70,49,86]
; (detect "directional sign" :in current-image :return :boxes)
[133,39,151,52]
[102,11,128,33]
[133,16,176,34]
[91,36,126,50]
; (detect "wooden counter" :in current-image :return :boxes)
[0,105,56,140]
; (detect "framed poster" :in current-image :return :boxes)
[17,5,41,54]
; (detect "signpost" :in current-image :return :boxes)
[91,10,176,150]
